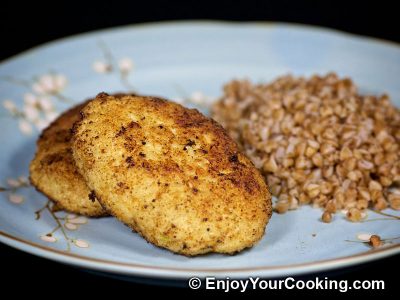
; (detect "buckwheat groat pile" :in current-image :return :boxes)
[212,73,400,222]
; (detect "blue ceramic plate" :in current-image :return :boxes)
[1,21,399,279]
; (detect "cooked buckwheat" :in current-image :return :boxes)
[212,73,400,221]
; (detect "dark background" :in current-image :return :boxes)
[1,0,399,295]
[1,0,399,60]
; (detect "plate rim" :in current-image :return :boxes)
[1,20,400,279]
[1,230,399,278]
[1,20,399,66]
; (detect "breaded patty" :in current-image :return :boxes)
[30,93,132,216]
[72,93,272,255]
[29,101,107,217]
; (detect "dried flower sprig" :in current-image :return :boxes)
[36,200,89,251]
[93,40,135,92]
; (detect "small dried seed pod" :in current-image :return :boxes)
[346,207,362,222]
[388,193,400,210]
[312,153,323,168]
[374,197,388,211]
[305,146,317,158]
[358,189,371,201]
[356,199,369,210]
[369,235,382,248]
[321,211,332,223]
[369,180,383,191]
[335,192,345,206]
[264,155,278,173]
[389,198,400,210]
[340,147,352,161]
[274,201,289,214]
[320,182,333,195]
[299,193,310,204]
[347,171,359,181]
[269,184,281,196]
[380,176,393,187]
[282,158,294,168]
[306,183,320,198]
[325,199,337,213]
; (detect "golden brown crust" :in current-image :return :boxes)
[30,93,135,217]
[29,101,107,217]
[72,93,272,255]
